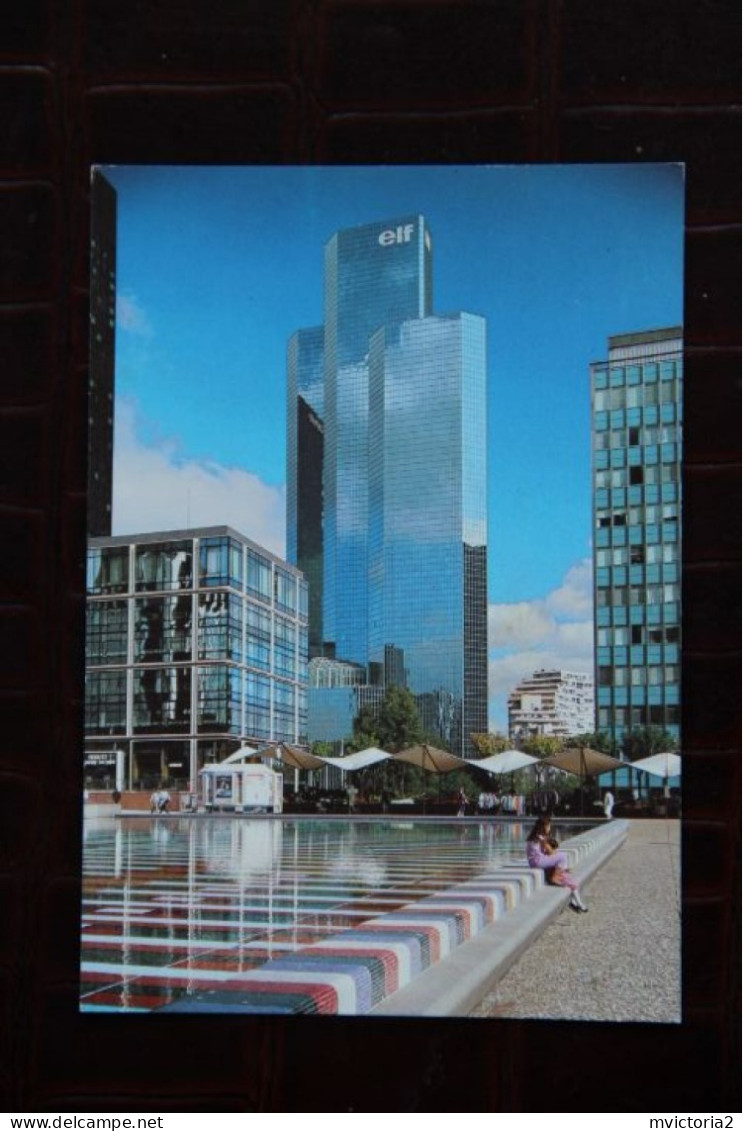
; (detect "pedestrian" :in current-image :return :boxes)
[157,786,171,814]
[526,816,588,912]
[603,789,615,819]
[457,787,468,817]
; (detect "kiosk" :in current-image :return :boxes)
[200,752,283,814]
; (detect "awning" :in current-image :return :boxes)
[320,747,392,771]
[392,744,468,773]
[471,749,539,774]
[631,751,681,779]
[270,743,328,771]
[542,746,625,777]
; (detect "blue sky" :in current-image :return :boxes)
[102,164,684,729]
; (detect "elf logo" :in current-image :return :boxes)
[378,223,415,247]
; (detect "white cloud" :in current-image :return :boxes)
[544,558,593,619]
[117,291,153,338]
[488,560,595,732]
[489,601,553,649]
[112,398,286,557]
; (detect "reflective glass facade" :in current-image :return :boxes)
[591,328,683,748]
[368,314,488,751]
[287,216,488,755]
[85,527,308,790]
[323,215,433,664]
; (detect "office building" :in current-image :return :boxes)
[288,216,488,755]
[508,669,595,741]
[88,170,117,536]
[84,526,308,791]
[591,327,683,749]
[287,326,325,658]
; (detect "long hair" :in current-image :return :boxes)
[526,815,551,842]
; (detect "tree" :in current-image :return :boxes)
[352,685,425,754]
[470,731,510,757]
[310,740,336,758]
[622,726,677,761]
[348,686,427,799]
[567,731,618,756]
[521,734,564,759]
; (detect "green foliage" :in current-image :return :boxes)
[310,740,336,757]
[569,731,618,755]
[345,729,378,755]
[622,726,677,760]
[521,734,564,759]
[470,731,510,757]
[351,685,425,754]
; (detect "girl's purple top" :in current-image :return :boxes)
[526,839,568,870]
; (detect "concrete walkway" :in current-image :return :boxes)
[470,819,681,1023]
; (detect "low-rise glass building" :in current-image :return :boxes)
[84,526,308,792]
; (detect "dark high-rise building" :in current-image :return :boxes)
[287,326,325,657]
[591,327,683,750]
[88,170,117,537]
[287,216,488,755]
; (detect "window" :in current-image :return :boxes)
[86,601,128,664]
[87,547,129,595]
[246,551,272,603]
[85,670,126,733]
[135,542,193,592]
[630,466,644,485]
[275,570,297,613]
[135,595,193,663]
[133,666,191,732]
[198,592,242,662]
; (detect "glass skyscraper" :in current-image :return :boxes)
[287,215,488,755]
[591,327,683,750]
[287,326,324,657]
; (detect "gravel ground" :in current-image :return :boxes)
[470,819,681,1023]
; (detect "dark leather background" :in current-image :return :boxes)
[0,0,739,1113]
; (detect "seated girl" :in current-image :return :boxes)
[525,816,588,912]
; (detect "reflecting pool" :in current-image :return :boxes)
[80,817,589,1012]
